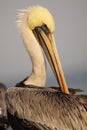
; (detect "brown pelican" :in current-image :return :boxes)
[0,83,9,130]
[5,6,87,130]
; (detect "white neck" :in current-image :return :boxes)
[18,21,46,87]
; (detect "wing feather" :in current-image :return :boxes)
[6,87,87,130]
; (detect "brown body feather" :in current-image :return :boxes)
[0,83,9,130]
[6,86,87,130]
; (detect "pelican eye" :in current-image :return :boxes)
[32,24,51,48]
[33,24,51,35]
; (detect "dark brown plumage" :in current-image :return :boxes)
[0,83,9,130]
[6,86,87,130]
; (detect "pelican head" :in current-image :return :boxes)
[17,6,69,94]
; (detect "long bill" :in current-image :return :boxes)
[33,25,69,94]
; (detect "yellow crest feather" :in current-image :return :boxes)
[17,6,55,32]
